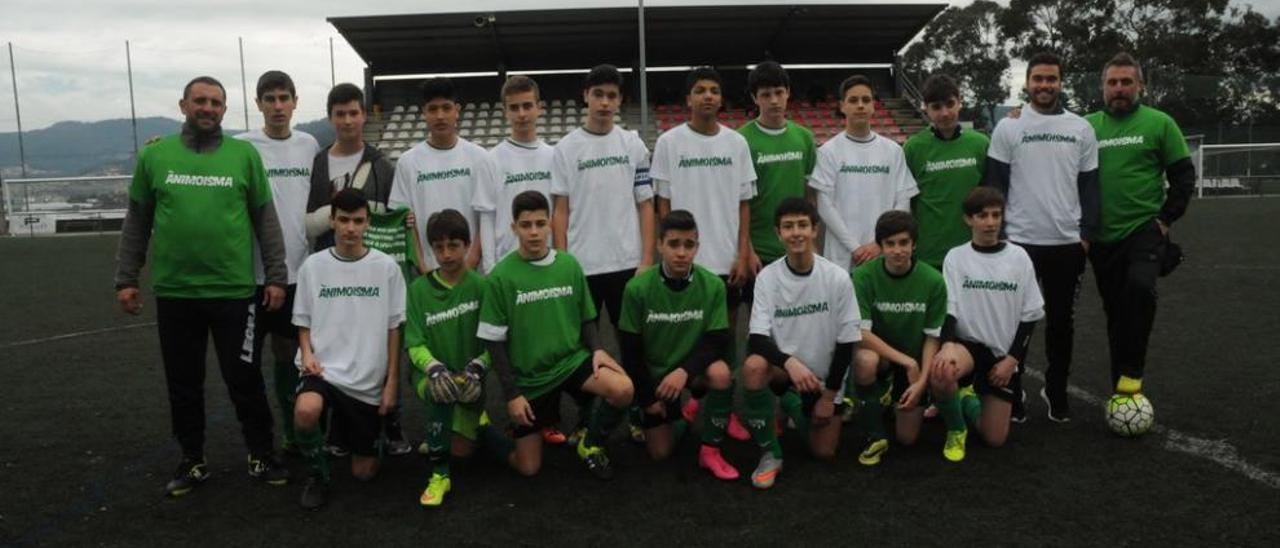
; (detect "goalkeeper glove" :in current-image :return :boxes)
[457,360,486,403]
[426,362,460,404]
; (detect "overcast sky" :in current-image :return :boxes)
[0,0,1276,132]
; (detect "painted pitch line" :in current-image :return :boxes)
[1023,367,1280,490]
[0,322,155,349]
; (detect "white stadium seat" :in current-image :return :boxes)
[393,105,405,113]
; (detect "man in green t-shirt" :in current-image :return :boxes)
[1083,52,1195,412]
[904,74,989,270]
[851,211,946,466]
[478,190,635,480]
[404,208,513,507]
[114,76,290,497]
[617,210,738,480]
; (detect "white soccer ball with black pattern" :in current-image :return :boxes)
[1106,393,1155,437]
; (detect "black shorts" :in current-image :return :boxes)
[956,339,1021,404]
[875,360,931,408]
[766,369,848,418]
[298,376,382,456]
[717,275,746,316]
[511,359,597,439]
[638,399,683,429]
[253,284,298,341]
[587,269,633,328]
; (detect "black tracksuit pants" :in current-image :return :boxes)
[1089,220,1165,386]
[1016,242,1087,398]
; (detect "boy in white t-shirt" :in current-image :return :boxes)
[741,197,861,490]
[292,188,407,510]
[808,75,918,272]
[929,187,1044,462]
[391,77,499,273]
[235,70,321,454]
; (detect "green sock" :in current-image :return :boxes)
[961,393,981,427]
[585,400,626,447]
[423,398,454,461]
[744,388,782,458]
[296,427,330,482]
[935,395,966,433]
[672,418,688,442]
[779,390,809,433]
[273,361,299,445]
[856,382,886,440]
[700,388,733,446]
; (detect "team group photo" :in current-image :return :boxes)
[3,0,1279,545]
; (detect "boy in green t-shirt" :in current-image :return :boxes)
[478,191,635,480]
[851,211,946,466]
[405,209,511,507]
[617,210,738,480]
[904,73,989,270]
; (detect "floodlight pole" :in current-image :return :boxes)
[329,37,336,88]
[126,40,139,157]
[638,0,649,142]
[239,37,250,132]
[8,42,27,178]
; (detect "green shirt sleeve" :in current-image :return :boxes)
[576,263,597,323]
[803,130,818,176]
[707,277,730,331]
[853,267,873,321]
[925,272,948,333]
[128,148,153,204]
[1160,114,1191,167]
[478,275,509,332]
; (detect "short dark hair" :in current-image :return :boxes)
[774,197,820,228]
[583,64,624,91]
[330,187,369,217]
[921,73,960,105]
[511,190,550,220]
[501,75,540,102]
[747,61,790,95]
[183,76,226,100]
[659,209,698,239]
[421,77,457,105]
[1102,52,1144,82]
[256,70,295,99]
[962,186,1006,216]
[874,210,918,245]
[426,209,471,245]
[685,66,722,96]
[839,74,876,101]
[327,83,364,116]
[1026,51,1063,79]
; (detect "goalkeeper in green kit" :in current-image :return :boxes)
[403,209,505,507]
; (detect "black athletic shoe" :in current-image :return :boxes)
[1040,387,1072,423]
[165,456,210,497]
[576,439,615,480]
[299,475,329,510]
[248,454,290,485]
[1010,389,1028,424]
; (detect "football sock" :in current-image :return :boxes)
[744,388,782,458]
[779,390,808,433]
[423,399,454,466]
[296,427,330,482]
[272,360,298,444]
[585,400,626,447]
[960,391,981,427]
[700,388,733,446]
[1116,375,1142,395]
[856,382,886,440]
[935,394,966,433]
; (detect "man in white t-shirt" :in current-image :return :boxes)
[235,70,321,455]
[809,75,918,272]
[930,186,1044,462]
[474,75,555,275]
[652,66,757,308]
[741,197,861,490]
[390,77,499,273]
[984,52,1099,423]
[292,188,406,510]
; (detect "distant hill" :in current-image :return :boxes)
[0,117,335,178]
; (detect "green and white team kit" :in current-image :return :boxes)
[903,129,988,268]
[739,120,816,264]
[618,265,730,380]
[390,138,498,270]
[853,257,947,359]
[477,250,596,398]
[473,138,555,273]
[236,129,320,284]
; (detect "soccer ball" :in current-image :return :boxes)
[1106,393,1155,437]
